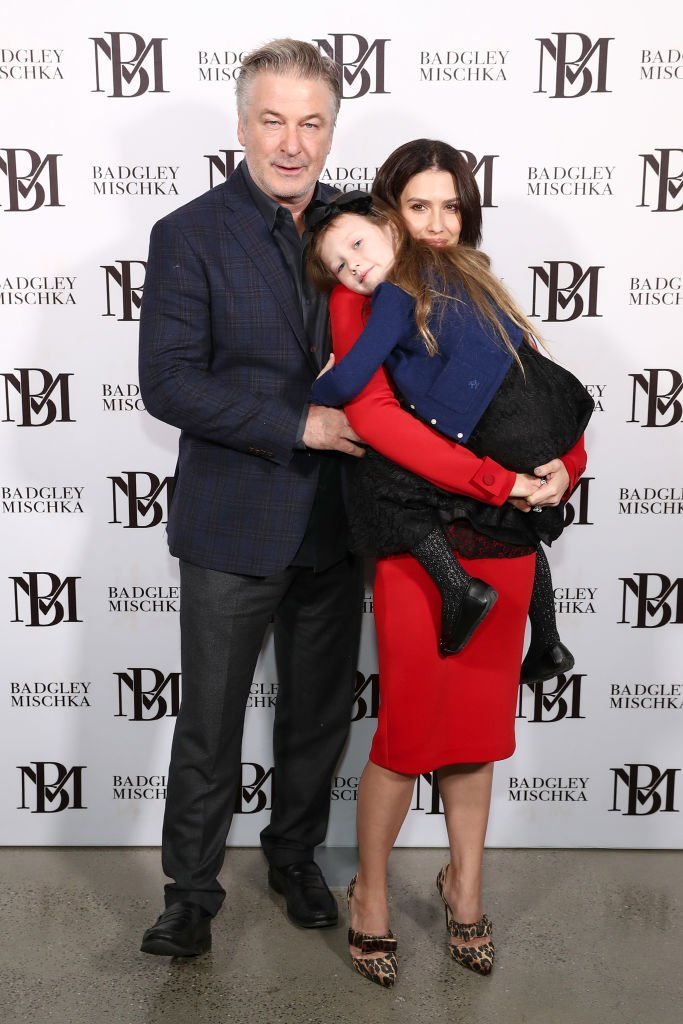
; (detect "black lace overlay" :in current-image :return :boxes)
[445,521,535,560]
[466,343,594,472]
[345,343,592,562]
[345,447,555,560]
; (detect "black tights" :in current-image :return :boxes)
[411,525,560,655]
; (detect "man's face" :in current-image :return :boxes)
[237,72,335,206]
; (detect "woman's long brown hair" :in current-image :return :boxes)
[308,198,538,363]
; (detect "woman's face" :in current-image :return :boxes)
[398,168,462,247]
[319,212,396,295]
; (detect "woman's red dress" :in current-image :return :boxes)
[329,285,586,774]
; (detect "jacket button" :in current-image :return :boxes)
[410,404,415,410]
[430,418,437,425]
[483,473,495,485]
[457,432,463,439]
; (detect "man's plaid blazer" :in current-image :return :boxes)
[139,166,340,576]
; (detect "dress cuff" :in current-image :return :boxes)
[468,457,516,506]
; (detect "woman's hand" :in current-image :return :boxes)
[507,460,570,511]
[508,473,543,513]
[526,458,570,509]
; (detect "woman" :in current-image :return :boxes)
[325,141,587,985]
[307,194,592,662]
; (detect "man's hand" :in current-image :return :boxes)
[303,404,365,457]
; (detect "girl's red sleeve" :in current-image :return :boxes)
[329,285,516,506]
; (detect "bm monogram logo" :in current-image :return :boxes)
[109,471,175,528]
[205,148,244,188]
[458,151,497,208]
[234,763,275,813]
[536,32,612,98]
[628,369,683,428]
[91,32,167,97]
[0,149,63,212]
[530,261,603,321]
[638,149,683,213]
[102,260,146,321]
[412,772,443,815]
[352,670,379,721]
[18,762,86,812]
[2,368,74,426]
[610,764,679,815]
[517,673,586,723]
[619,574,683,628]
[314,34,389,97]
[564,477,594,527]
[115,667,181,720]
[11,572,81,627]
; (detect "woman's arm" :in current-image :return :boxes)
[329,286,518,506]
[559,435,587,494]
[521,336,588,502]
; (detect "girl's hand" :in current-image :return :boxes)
[316,354,335,379]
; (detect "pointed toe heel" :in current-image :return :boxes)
[347,875,398,988]
[436,865,495,975]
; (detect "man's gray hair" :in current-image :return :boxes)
[236,38,342,119]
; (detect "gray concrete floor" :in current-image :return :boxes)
[1,847,681,1024]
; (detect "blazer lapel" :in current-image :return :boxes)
[221,177,318,371]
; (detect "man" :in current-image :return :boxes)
[138,39,364,957]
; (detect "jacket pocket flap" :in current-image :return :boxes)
[426,357,497,413]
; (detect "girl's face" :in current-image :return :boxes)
[398,168,462,248]
[319,212,396,295]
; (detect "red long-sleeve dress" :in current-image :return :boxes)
[330,285,586,773]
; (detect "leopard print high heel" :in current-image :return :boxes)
[436,864,495,975]
[347,875,398,988]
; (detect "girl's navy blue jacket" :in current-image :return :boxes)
[310,281,523,444]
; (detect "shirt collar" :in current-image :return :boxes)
[239,159,325,233]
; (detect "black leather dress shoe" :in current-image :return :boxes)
[268,861,338,928]
[520,641,575,684]
[140,900,212,957]
[440,578,498,656]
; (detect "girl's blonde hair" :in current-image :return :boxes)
[308,197,539,362]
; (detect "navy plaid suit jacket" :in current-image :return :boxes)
[138,168,340,575]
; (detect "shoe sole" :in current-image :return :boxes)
[285,910,338,929]
[140,935,211,957]
[268,871,338,929]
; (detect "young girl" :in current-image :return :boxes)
[306,192,593,678]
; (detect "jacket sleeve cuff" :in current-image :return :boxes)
[468,457,516,506]
[293,405,309,451]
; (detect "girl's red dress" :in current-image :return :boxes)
[329,285,586,774]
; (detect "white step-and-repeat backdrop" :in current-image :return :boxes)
[2,1,681,849]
